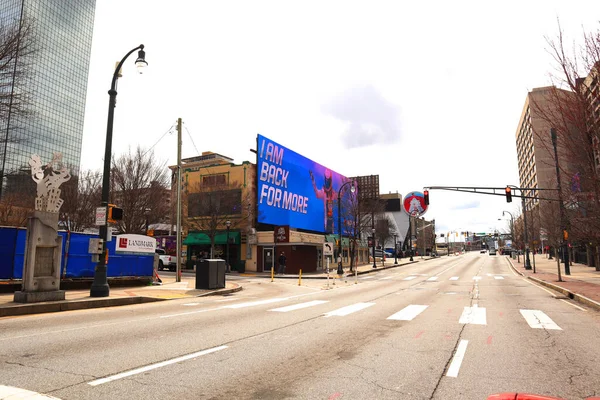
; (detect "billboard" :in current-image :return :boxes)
[257,134,352,234]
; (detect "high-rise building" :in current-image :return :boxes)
[0,0,96,203]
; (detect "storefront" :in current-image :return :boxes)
[255,228,324,274]
[183,231,244,271]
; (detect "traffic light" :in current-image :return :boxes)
[108,204,123,224]
[505,186,512,203]
[563,230,569,240]
[424,190,429,205]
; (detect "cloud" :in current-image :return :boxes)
[452,201,481,210]
[323,85,401,148]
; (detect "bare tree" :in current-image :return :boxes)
[186,179,253,260]
[110,147,170,234]
[0,192,31,226]
[59,169,102,232]
[533,22,600,266]
[0,14,36,125]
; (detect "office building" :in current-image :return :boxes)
[0,1,96,203]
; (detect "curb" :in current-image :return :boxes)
[0,296,165,318]
[506,257,600,312]
[196,285,243,297]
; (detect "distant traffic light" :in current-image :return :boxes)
[563,230,569,240]
[424,190,429,205]
[505,186,512,203]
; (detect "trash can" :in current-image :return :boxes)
[196,259,226,289]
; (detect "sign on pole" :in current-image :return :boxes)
[323,242,334,256]
[95,206,107,226]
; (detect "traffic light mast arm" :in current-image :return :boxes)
[423,186,560,202]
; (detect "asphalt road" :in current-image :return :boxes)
[1,253,599,399]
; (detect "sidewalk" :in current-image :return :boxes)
[0,255,434,318]
[0,275,241,318]
[506,253,600,311]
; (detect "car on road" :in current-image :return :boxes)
[489,248,497,255]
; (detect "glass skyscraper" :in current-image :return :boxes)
[0,0,96,203]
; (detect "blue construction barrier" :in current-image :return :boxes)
[0,227,153,280]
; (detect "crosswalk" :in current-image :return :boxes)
[393,274,507,281]
[261,299,562,330]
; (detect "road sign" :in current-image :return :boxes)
[95,206,107,226]
[323,242,334,256]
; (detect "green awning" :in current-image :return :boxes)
[325,235,350,246]
[184,231,240,246]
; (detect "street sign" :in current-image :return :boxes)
[323,242,334,256]
[95,206,107,226]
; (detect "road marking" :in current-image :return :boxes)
[426,277,438,281]
[459,305,487,325]
[559,299,586,311]
[223,298,288,309]
[415,330,425,338]
[403,276,417,281]
[494,276,504,280]
[0,385,63,399]
[520,310,562,330]
[487,335,493,345]
[449,276,459,281]
[183,303,200,306]
[446,340,469,377]
[269,300,328,312]
[472,276,482,281]
[380,276,393,280]
[160,308,218,318]
[88,345,228,386]
[387,305,429,321]
[323,302,375,317]
[521,278,558,298]
[361,276,375,280]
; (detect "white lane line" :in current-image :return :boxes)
[324,303,375,317]
[403,276,417,281]
[521,278,558,298]
[426,276,438,282]
[559,299,586,311]
[88,345,228,386]
[446,340,469,377]
[0,385,63,399]
[361,276,375,280]
[449,276,459,281]
[380,277,393,280]
[435,264,459,277]
[160,308,219,319]
[458,306,487,325]
[269,300,328,312]
[223,298,288,309]
[387,305,429,321]
[520,310,562,330]
[472,276,482,281]
[494,276,505,280]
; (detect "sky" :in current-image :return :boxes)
[80,0,600,236]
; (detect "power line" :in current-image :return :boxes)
[141,122,177,159]
[183,123,201,157]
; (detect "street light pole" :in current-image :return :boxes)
[337,181,355,275]
[502,210,515,250]
[409,217,414,261]
[90,45,147,298]
[551,128,570,275]
[226,220,231,273]
[394,234,398,264]
[371,226,376,268]
[144,208,151,235]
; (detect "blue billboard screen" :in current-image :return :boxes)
[257,134,352,234]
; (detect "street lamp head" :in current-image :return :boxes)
[350,182,356,193]
[135,46,148,74]
[226,220,231,227]
[372,228,375,234]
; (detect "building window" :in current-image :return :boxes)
[202,174,227,187]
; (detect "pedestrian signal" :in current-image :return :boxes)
[108,204,123,224]
[505,186,512,203]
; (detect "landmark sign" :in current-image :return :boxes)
[402,191,428,217]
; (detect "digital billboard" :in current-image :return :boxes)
[257,134,353,234]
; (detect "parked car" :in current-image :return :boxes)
[372,250,393,260]
[156,248,177,271]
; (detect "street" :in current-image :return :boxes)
[1,253,599,399]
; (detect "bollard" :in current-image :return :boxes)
[271,266,274,282]
[355,267,358,284]
[326,258,330,289]
[298,269,302,286]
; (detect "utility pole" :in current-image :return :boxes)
[176,118,182,282]
[551,128,570,275]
